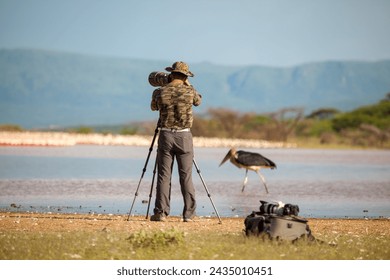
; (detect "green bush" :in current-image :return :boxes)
[332,101,390,131]
[0,124,23,132]
[126,228,184,249]
[296,119,333,137]
[120,126,137,135]
[68,126,94,134]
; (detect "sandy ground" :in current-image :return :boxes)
[1,212,389,237]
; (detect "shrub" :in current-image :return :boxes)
[126,229,184,249]
[0,124,23,131]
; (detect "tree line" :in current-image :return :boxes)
[1,94,389,148]
[189,95,389,148]
[128,94,389,148]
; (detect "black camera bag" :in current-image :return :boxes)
[244,211,315,242]
[244,211,271,237]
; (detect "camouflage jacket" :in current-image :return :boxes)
[151,84,202,129]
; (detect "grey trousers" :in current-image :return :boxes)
[153,130,196,219]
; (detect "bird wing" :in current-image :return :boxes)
[236,150,277,168]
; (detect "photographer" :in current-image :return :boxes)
[150,61,202,222]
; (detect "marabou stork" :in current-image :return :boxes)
[219,148,276,193]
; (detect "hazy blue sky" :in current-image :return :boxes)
[1,0,390,67]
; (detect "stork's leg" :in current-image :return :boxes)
[255,170,269,194]
[241,169,249,192]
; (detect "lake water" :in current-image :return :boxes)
[0,145,389,218]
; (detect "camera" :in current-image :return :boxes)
[259,200,281,215]
[259,200,300,216]
[282,203,300,216]
[245,200,313,241]
[148,71,171,87]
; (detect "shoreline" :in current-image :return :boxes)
[1,211,389,235]
[0,131,296,148]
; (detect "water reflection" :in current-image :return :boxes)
[0,146,389,218]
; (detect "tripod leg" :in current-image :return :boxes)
[127,126,159,221]
[145,151,158,219]
[193,158,222,224]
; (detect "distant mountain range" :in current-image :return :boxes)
[1,49,390,129]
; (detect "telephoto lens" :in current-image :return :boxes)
[148,71,170,87]
[259,200,279,215]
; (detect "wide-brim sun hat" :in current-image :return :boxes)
[165,61,194,77]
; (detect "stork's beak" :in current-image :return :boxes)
[219,149,232,167]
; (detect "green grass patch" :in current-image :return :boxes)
[1,229,389,260]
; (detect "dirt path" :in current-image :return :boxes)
[1,212,389,236]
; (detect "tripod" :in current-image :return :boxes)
[127,125,222,224]
[193,158,222,224]
[127,124,159,221]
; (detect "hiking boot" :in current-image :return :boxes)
[150,213,166,222]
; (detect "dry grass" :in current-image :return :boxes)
[1,212,389,260]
